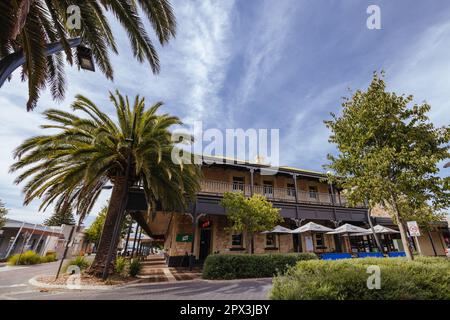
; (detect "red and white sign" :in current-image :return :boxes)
[407,221,421,237]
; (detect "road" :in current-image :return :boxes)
[0,261,61,299]
[0,262,272,300]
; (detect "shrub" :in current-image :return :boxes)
[270,257,450,300]
[64,256,90,273]
[202,253,318,280]
[7,250,42,265]
[129,259,141,277]
[115,256,128,275]
[41,253,57,263]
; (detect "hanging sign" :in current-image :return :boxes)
[176,234,193,242]
[200,220,211,228]
[407,221,421,237]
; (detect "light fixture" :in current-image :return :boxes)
[76,46,95,72]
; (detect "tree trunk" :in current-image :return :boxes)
[367,207,383,252]
[245,231,252,254]
[87,177,127,276]
[392,200,414,260]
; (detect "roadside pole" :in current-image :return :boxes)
[55,225,76,280]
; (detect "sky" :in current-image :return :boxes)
[1,0,450,226]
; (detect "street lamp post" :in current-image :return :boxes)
[0,37,94,88]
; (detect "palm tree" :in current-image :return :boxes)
[10,90,201,276]
[0,0,176,110]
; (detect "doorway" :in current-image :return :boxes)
[199,228,211,260]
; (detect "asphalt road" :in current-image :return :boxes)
[0,261,61,299]
[0,262,272,300]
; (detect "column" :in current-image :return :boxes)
[249,168,254,196]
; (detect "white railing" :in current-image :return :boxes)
[199,179,364,207]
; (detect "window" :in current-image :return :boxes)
[263,181,273,196]
[231,234,243,247]
[287,183,295,197]
[308,186,318,199]
[266,233,276,247]
[315,233,324,248]
[232,177,245,192]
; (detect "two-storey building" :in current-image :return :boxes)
[126,156,449,266]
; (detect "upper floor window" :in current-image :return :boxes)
[263,181,273,196]
[308,186,318,199]
[287,183,295,197]
[266,233,276,247]
[232,177,245,192]
[231,234,243,247]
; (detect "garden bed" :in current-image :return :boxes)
[33,273,141,288]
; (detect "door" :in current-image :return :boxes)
[199,229,211,260]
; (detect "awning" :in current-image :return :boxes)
[291,222,334,234]
[261,225,293,234]
[326,223,368,235]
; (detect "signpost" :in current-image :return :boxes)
[407,221,422,255]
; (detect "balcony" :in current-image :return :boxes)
[199,179,365,208]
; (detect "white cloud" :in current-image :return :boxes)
[0,0,236,225]
[388,20,450,127]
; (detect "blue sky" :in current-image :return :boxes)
[1,0,450,225]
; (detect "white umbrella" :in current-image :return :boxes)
[291,222,334,234]
[261,225,292,252]
[351,224,400,236]
[261,225,292,234]
[326,223,368,235]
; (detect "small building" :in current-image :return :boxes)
[0,219,89,260]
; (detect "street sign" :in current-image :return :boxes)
[407,221,421,237]
[176,234,193,242]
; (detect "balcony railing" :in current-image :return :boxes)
[199,179,365,208]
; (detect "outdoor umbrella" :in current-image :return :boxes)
[326,223,368,235]
[261,225,292,252]
[291,222,334,233]
[350,224,400,236]
[326,223,368,253]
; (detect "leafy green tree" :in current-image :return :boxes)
[10,91,201,276]
[325,72,450,260]
[84,207,107,246]
[85,205,131,247]
[44,203,75,226]
[0,0,176,110]
[0,199,8,229]
[221,192,282,254]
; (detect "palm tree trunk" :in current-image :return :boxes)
[87,177,127,276]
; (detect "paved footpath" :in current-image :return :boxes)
[0,262,272,300]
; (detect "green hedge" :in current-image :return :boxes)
[270,257,450,300]
[202,253,318,280]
